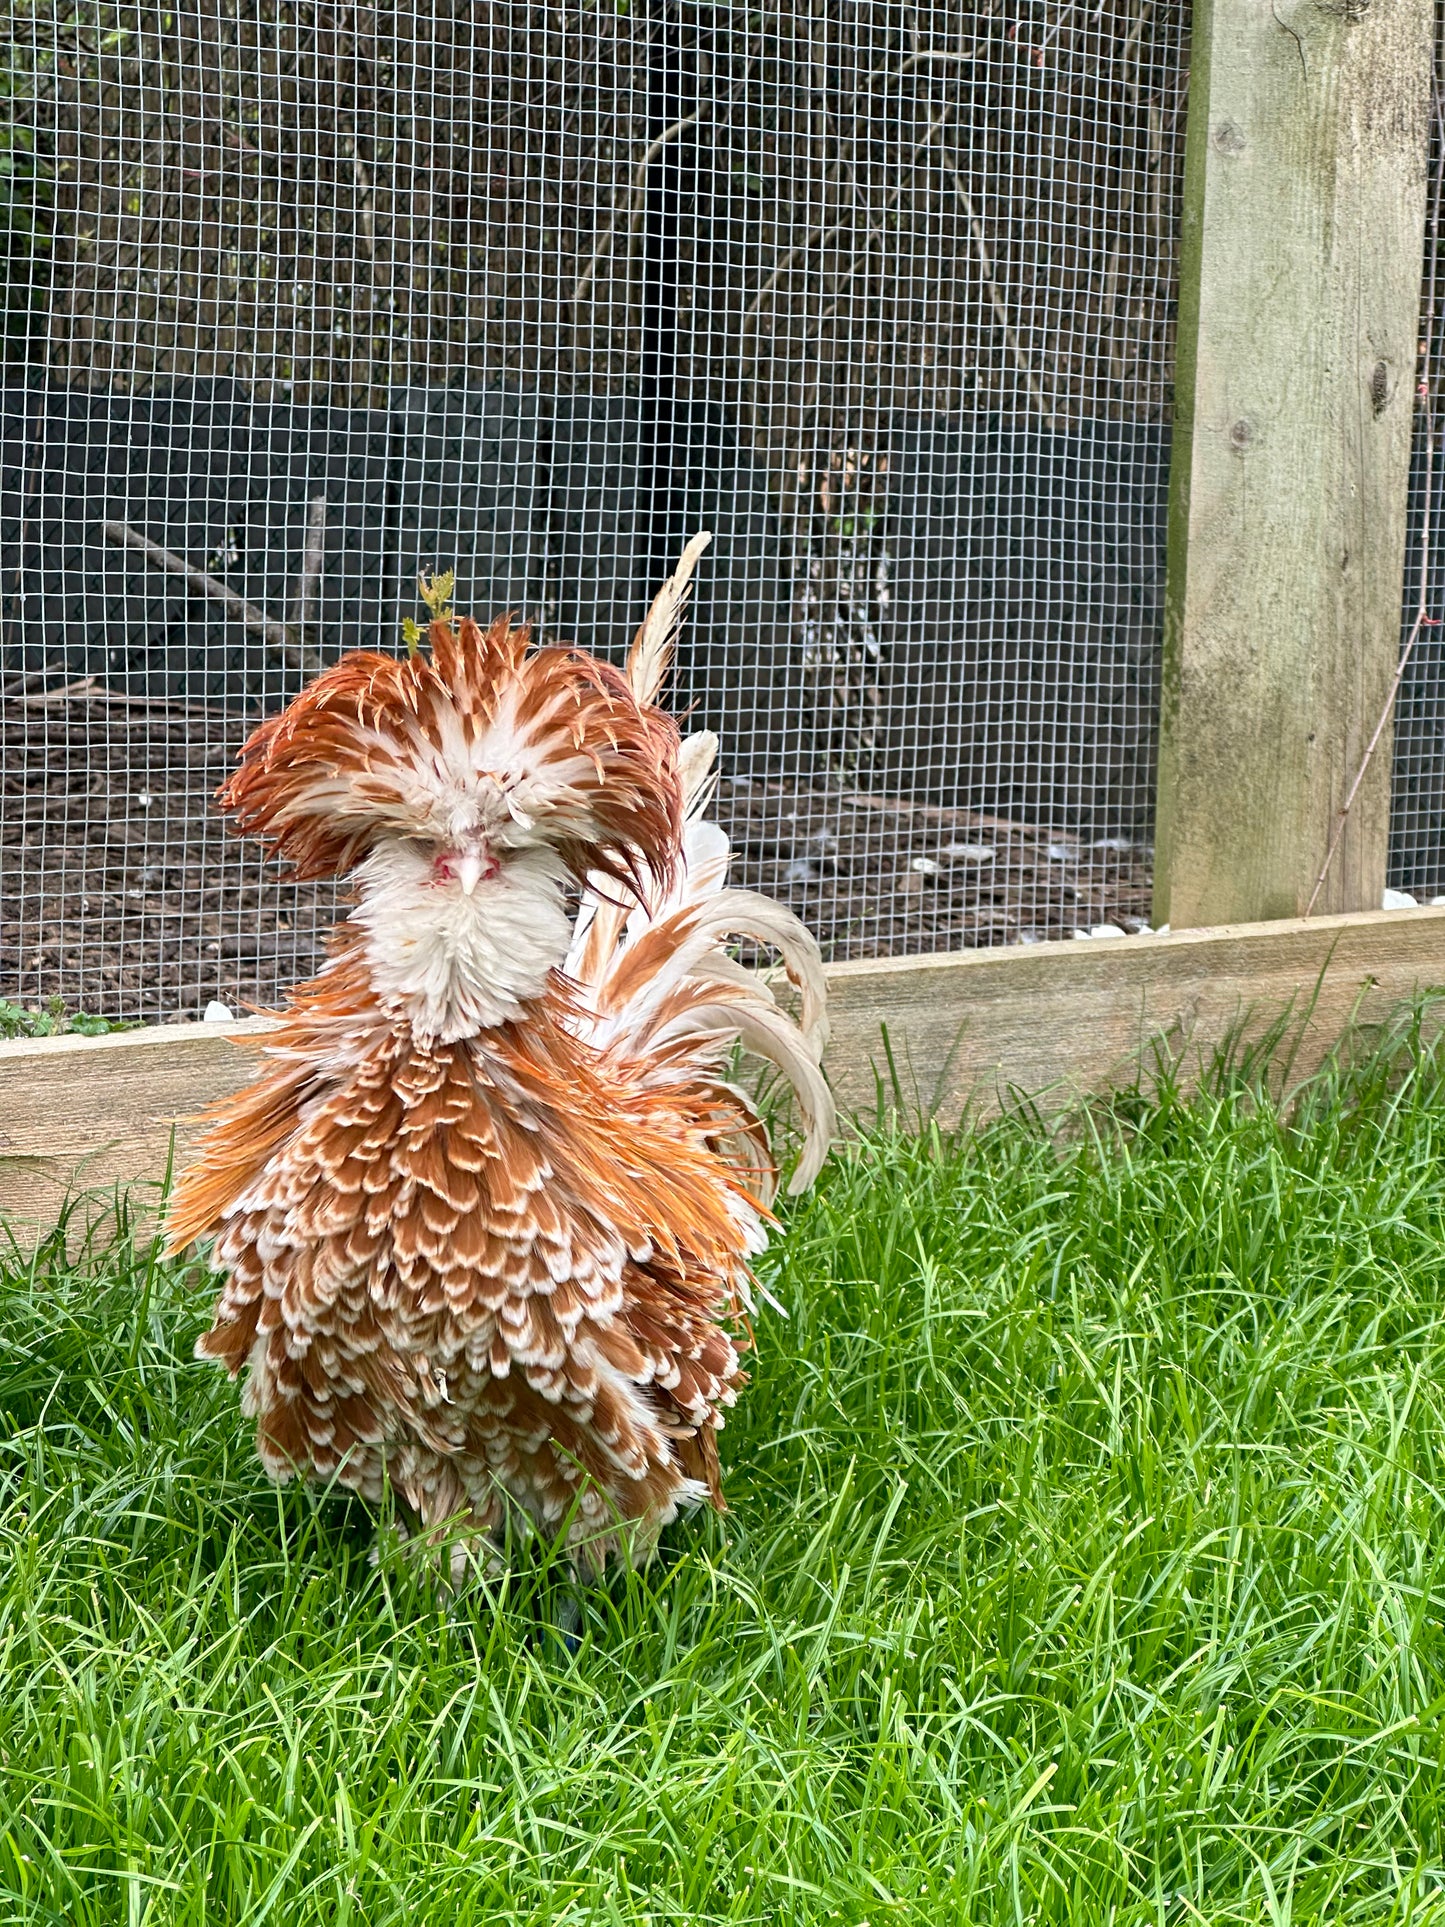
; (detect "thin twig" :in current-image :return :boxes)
[1101,238,1128,389]
[879,47,976,81]
[768,99,1053,424]
[1305,77,1445,917]
[740,213,854,338]
[726,773,1058,835]
[4,674,244,719]
[570,112,701,314]
[739,57,974,340]
[1119,0,1157,74]
[934,152,1055,424]
[101,520,323,674]
[349,139,376,262]
[568,30,936,331]
[1304,591,1433,918]
[742,97,969,358]
[291,493,327,631]
[1032,1,1080,63]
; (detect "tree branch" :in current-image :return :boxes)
[101,520,323,674]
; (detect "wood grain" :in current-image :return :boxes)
[4,907,1445,1232]
[822,906,1445,1123]
[1153,0,1433,927]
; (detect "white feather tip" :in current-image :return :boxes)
[627,530,713,706]
[679,729,720,812]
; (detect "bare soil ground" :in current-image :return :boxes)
[2,690,1154,1024]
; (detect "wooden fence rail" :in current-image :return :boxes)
[3,907,1444,1233]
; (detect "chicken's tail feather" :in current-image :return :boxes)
[571,533,834,1198]
[626,530,712,709]
[567,754,835,1198]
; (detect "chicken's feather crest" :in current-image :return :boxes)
[222,613,683,898]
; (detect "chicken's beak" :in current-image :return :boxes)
[456,849,489,896]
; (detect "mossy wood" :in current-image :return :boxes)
[1154,0,1433,927]
[3,907,1444,1231]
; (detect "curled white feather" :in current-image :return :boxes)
[568,536,835,1198]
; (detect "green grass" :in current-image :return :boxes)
[5,1016,1445,1924]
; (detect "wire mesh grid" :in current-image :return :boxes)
[1390,28,1445,906]
[1,0,1187,1022]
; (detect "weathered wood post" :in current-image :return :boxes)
[1153,0,1434,929]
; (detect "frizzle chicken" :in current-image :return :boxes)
[165,537,834,1577]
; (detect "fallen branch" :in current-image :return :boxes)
[101,520,323,675]
[5,674,242,720]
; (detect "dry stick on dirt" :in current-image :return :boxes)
[8,677,238,719]
[1304,79,1444,918]
[101,521,324,676]
[0,660,64,699]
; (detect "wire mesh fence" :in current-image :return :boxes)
[1391,39,1445,907]
[0,0,1255,1022]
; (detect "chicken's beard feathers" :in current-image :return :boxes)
[351,838,574,1044]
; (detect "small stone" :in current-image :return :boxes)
[203,1000,235,1023]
